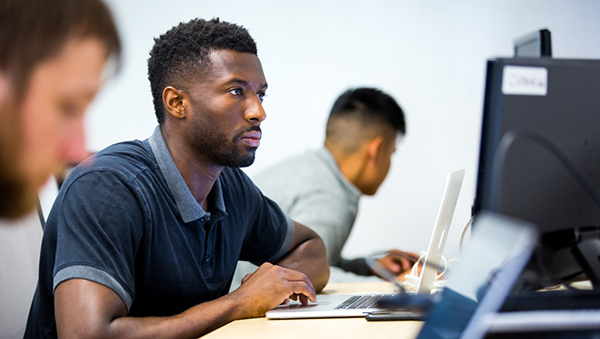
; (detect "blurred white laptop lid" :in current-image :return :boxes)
[416,169,465,294]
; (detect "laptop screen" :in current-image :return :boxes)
[416,213,538,339]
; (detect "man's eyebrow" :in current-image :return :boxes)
[227,78,268,89]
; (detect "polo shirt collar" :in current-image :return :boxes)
[148,126,227,223]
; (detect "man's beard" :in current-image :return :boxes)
[0,172,38,219]
[0,98,38,219]
[190,119,260,168]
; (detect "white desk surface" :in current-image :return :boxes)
[203,282,423,339]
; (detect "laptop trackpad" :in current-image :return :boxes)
[277,300,333,309]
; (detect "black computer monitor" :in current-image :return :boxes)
[514,29,552,58]
[473,57,600,288]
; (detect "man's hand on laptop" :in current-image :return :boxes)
[234,262,317,317]
[374,249,420,278]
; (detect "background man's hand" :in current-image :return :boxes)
[374,249,420,277]
[234,262,317,318]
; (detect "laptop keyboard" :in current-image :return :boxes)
[334,294,393,310]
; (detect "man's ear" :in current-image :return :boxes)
[162,86,188,119]
[366,136,385,164]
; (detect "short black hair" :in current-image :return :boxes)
[328,87,406,135]
[148,18,257,124]
[325,88,406,155]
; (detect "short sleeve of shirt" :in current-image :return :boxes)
[52,169,145,311]
[226,169,294,266]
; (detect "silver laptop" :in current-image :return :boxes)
[266,169,465,319]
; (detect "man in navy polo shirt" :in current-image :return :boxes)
[26,18,329,338]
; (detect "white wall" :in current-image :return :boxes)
[81,0,600,261]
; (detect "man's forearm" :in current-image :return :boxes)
[56,279,248,339]
[106,267,320,337]
[111,294,247,338]
[276,236,330,292]
[337,257,372,276]
[57,265,320,339]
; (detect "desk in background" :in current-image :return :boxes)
[203,282,423,339]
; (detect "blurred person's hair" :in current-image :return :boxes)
[0,0,122,99]
[148,18,257,124]
[0,0,121,218]
[326,88,406,155]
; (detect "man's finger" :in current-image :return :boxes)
[379,258,401,273]
[289,281,317,303]
[298,294,310,305]
[278,268,317,296]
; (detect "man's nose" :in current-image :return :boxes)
[61,119,89,165]
[245,95,266,123]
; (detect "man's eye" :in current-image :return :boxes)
[258,92,266,101]
[230,88,243,96]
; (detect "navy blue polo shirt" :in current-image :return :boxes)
[25,127,294,338]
